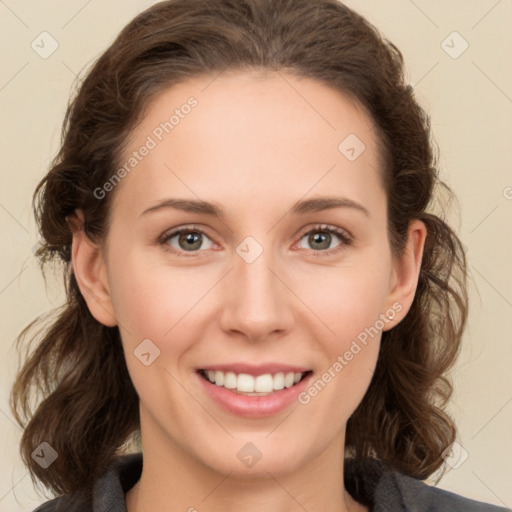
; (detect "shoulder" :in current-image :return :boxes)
[30,452,143,512]
[345,458,510,512]
[376,468,511,512]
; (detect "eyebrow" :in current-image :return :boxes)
[139,196,370,219]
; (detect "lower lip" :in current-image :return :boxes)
[197,371,313,418]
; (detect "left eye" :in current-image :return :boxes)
[297,226,350,253]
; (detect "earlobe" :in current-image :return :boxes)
[68,209,117,327]
[383,219,427,331]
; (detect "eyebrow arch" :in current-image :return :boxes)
[290,196,369,217]
[139,196,370,219]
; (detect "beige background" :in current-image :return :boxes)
[1,0,511,510]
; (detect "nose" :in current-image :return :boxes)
[218,243,295,343]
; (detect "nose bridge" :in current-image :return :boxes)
[238,245,279,308]
[219,236,293,340]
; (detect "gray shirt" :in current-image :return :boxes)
[32,452,510,511]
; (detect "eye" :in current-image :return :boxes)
[296,224,352,255]
[160,225,214,257]
[159,223,352,258]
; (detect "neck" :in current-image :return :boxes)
[126,414,368,512]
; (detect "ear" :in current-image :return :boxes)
[68,209,117,327]
[383,219,427,331]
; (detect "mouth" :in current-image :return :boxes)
[196,368,313,396]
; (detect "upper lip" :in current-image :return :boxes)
[198,363,312,376]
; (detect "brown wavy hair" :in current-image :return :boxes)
[10,0,467,502]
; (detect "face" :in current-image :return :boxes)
[73,70,424,478]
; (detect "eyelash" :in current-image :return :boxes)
[158,224,353,258]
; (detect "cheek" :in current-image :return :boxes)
[295,258,392,341]
[108,256,201,407]
[108,246,200,336]
[296,268,386,426]
[293,256,390,404]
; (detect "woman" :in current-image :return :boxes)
[10,0,510,511]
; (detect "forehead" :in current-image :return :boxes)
[111,70,384,218]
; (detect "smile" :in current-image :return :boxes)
[198,369,312,395]
[196,365,314,417]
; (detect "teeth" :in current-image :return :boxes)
[202,370,307,394]
[223,371,237,389]
[273,372,285,390]
[214,370,224,386]
[284,372,294,388]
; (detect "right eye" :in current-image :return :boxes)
[160,226,215,257]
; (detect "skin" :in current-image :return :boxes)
[70,70,426,512]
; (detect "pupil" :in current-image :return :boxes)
[180,232,201,251]
[311,232,330,250]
